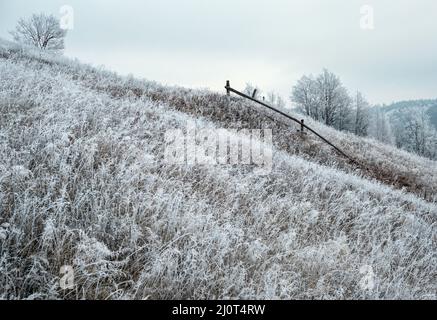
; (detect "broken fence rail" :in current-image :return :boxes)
[224,80,360,166]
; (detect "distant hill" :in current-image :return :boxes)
[380,99,437,130]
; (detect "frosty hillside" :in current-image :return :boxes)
[0,38,436,299]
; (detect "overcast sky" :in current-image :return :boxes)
[1,0,437,105]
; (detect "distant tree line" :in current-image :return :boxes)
[291,69,437,160]
[243,83,286,110]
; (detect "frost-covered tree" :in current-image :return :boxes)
[316,69,349,127]
[292,69,354,131]
[332,87,353,131]
[276,95,286,109]
[266,91,286,109]
[368,108,394,144]
[353,91,370,136]
[10,13,67,52]
[291,75,320,120]
[391,108,437,158]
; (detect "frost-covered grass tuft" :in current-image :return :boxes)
[0,40,436,299]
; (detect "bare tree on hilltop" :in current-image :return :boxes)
[10,13,67,52]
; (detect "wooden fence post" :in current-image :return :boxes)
[252,89,257,98]
[225,80,230,103]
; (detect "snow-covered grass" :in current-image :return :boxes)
[0,41,436,299]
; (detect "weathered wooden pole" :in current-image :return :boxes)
[252,89,257,98]
[225,80,231,103]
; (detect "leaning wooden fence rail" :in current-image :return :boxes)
[224,80,360,166]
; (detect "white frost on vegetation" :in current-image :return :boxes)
[0,40,436,300]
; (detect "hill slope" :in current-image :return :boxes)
[0,40,436,299]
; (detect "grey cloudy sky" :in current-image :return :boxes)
[1,0,437,105]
